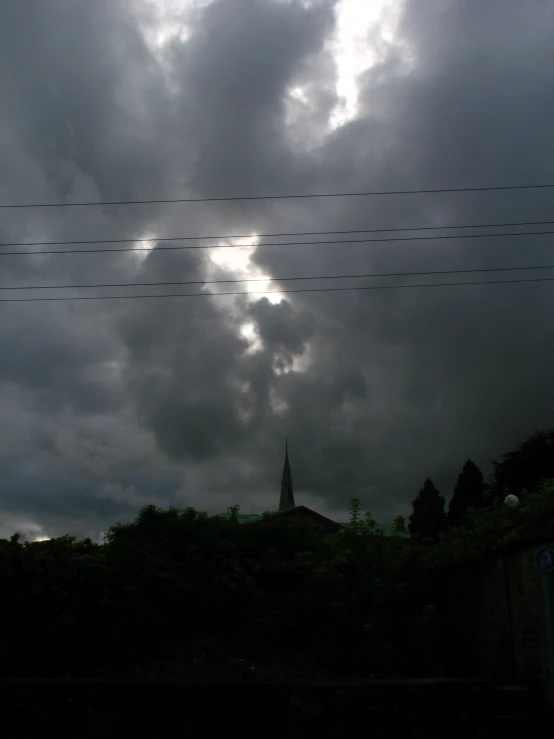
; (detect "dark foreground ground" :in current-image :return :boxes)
[0,678,550,738]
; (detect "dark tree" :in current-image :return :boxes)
[488,428,554,500]
[408,478,446,540]
[447,459,485,527]
[391,514,406,534]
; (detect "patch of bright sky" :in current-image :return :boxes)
[130,233,158,266]
[141,0,405,133]
[237,318,312,380]
[139,0,195,54]
[207,235,285,306]
[269,387,289,415]
[328,0,404,130]
[135,1,405,354]
[0,516,50,541]
[239,322,263,354]
[202,235,287,353]
[285,0,405,137]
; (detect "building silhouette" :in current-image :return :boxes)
[214,441,409,537]
[278,439,295,512]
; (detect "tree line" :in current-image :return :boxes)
[0,426,552,683]
[405,427,554,540]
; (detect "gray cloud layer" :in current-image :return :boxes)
[1,0,554,540]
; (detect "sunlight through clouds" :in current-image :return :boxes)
[139,0,194,54]
[329,0,405,129]
[283,0,405,144]
[142,1,405,137]
[239,322,263,354]
[2,0,552,547]
[269,387,289,415]
[131,233,159,265]
[208,234,285,305]
[0,516,50,542]
[289,86,311,106]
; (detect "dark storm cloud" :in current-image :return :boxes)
[248,0,554,511]
[171,0,335,198]
[0,0,183,538]
[345,2,550,502]
[1,0,554,539]
[247,297,315,355]
[1,0,172,203]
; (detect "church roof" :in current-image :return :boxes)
[212,442,409,536]
[212,509,409,536]
[214,512,266,523]
[272,504,342,530]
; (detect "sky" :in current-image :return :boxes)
[1,0,554,542]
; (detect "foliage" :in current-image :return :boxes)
[2,427,554,684]
[488,427,554,500]
[227,504,240,523]
[0,502,439,682]
[413,477,554,575]
[391,514,406,534]
[447,459,485,528]
[348,497,361,528]
[408,478,446,541]
[363,509,377,531]
[344,498,380,536]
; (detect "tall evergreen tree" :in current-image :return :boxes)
[408,478,446,540]
[488,428,554,500]
[447,459,485,527]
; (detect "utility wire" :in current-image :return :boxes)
[2,276,554,303]
[2,263,554,292]
[2,218,553,250]
[1,228,554,258]
[1,183,554,209]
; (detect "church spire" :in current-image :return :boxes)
[278,438,295,511]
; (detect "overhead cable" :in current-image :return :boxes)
[2,276,554,303]
[2,218,553,250]
[2,228,554,258]
[2,262,554,292]
[1,182,553,209]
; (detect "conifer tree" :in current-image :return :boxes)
[447,459,485,527]
[408,478,446,540]
[489,428,554,500]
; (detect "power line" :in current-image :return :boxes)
[2,218,553,250]
[2,228,554,258]
[2,262,554,292]
[1,183,554,209]
[2,276,553,303]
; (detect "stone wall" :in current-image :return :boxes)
[444,538,554,680]
[439,490,554,678]
[442,532,554,724]
[507,540,554,681]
